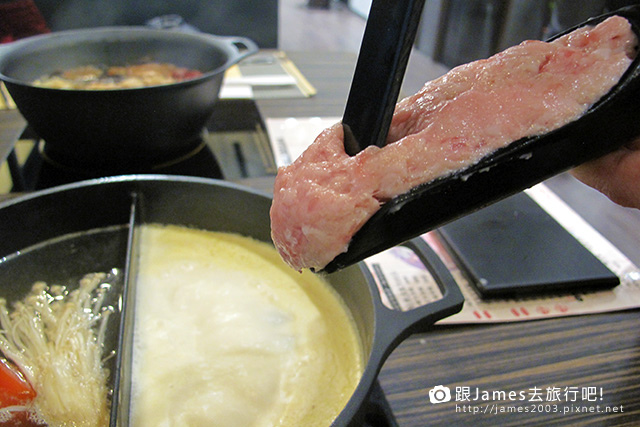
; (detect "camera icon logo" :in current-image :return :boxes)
[429,385,452,404]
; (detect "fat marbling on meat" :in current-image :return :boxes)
[271,16,638,272]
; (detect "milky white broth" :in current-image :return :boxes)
[130,224,363,426]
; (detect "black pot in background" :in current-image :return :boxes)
[0,27,257,172]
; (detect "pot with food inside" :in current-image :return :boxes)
[0,27,257,172]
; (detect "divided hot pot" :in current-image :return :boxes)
[0,175,463,426]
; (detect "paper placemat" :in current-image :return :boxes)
[221,51,316,100]
[266,116,340,167]
[365,184,640,324]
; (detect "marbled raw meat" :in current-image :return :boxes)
[271,16,637,271]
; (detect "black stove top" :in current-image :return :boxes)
[6,99,277,191]
[17,137,224,190]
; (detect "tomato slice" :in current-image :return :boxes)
[0,357,35,407]
[171,68,203,81]
[0,358,39,426]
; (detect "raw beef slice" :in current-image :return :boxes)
[271,16,637,272]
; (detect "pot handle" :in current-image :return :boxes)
[367,237,464,351]
[0,43,10,57]
[221,36,260,65]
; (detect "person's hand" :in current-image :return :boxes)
[571,137,640,209]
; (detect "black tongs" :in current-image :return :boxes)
[342,0,425,156]
[323,5,640,273]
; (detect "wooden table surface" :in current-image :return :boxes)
[2,50,640,426]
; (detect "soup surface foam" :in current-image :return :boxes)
[130,224,363,426]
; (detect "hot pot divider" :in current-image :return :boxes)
[110,192,140,427]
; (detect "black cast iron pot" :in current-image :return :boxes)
[0,27,257,172]
[0,175,463,426]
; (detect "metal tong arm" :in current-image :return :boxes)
[342,0,426,156]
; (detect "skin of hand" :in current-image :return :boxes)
[571,137,640,209]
